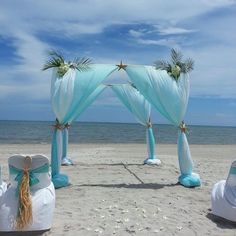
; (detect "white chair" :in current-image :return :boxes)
[211,160,236,222]
[0,154,55,232]
[0,165,8,205]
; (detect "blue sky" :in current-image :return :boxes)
[0,0,236,126]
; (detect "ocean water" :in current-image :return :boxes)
[0,120,235,145]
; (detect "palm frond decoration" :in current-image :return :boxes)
[48,50,65,62]
[171,48,183,65]
[42,50,92,77]
[154,48,194,81]
[70,57,92,71]
[181,58,194,73]
[154,60,172,74]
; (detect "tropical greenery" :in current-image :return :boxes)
[42,50,92,77]
[154,49,194,81]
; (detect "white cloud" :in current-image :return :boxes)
[187,45,236,98]
[137,38,180,48]
[1,1,235,37]
[201,0,235,7]
[157,27,196,35]
[40,22,105,38]
[0,30,52,101]
[129,29,144,38]
[0,0,235,106]
[0,82,50,101]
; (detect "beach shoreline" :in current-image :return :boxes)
[1,143,236,235]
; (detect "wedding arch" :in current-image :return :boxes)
[45,53,201,189]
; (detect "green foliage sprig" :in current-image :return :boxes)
[154,49,194,81]
[42,50,92,77]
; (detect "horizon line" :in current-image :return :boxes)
[0,119,235,128]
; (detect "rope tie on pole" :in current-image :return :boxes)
[64,123,70,129]
[53,119,63,130]
[147,117,152,128]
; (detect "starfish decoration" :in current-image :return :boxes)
[179,121,189,134]
[64,123,71,129]
[53,123,63,130]
[116,61,127,71]
[147,117,152,128]
[53,119,63,130]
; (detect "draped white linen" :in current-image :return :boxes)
[125,65,201,187]
[62,85,106,166]
[111,84,160,164]
[111,84,150,125]
[51,65,117,188]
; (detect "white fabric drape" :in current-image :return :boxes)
[111,84,150,125]
[111,84,159,162]
[211,160,236,222]
[125,65,200,187]
[50,65,117,188]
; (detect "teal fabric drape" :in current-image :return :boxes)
[111,84,159,162]
[146,127,155,160]
[61,85,106,166]
[62,127,69,164]
[125,65,200,187]
[51,65,116,124]
[51,126,68,188]
[111,84,150,125]
[51,64,117,188]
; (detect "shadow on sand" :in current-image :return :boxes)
[73,162,152,167]
[76,182,179,190]
[206,212,236,229]
[0,229,50,236]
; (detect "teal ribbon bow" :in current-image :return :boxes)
[9,163,50,195]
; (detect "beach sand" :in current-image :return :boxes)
[0,143,236,236]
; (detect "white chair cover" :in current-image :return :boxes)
[0,154,55,231]
[0,165,7,207]
[211,160,236,222]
